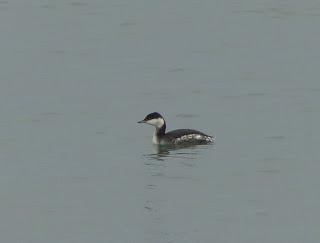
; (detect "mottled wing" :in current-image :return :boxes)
[165,129,214,145]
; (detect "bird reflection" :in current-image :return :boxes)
[142,143,213,241]
[143,144,209,162]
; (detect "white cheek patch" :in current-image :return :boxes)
[146,118,164,128]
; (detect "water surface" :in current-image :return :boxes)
[1,0,320,242]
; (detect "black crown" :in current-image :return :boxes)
[144,112,163,121]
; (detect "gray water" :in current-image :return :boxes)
[1,0,320,242]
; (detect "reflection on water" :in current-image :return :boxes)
[143,144,213,162]
[142,144,213,242]
[144,146,194,162]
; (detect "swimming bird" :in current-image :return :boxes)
[138,112,214,146]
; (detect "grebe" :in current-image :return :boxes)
[138,112,214,145]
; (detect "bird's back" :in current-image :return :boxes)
[160,129,214,145]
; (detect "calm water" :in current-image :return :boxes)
[1,0,320,242]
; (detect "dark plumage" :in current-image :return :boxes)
[138,112,214,145]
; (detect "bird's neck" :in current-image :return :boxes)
[156,122,166,136]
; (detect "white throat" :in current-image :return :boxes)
[152,130,160,144]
